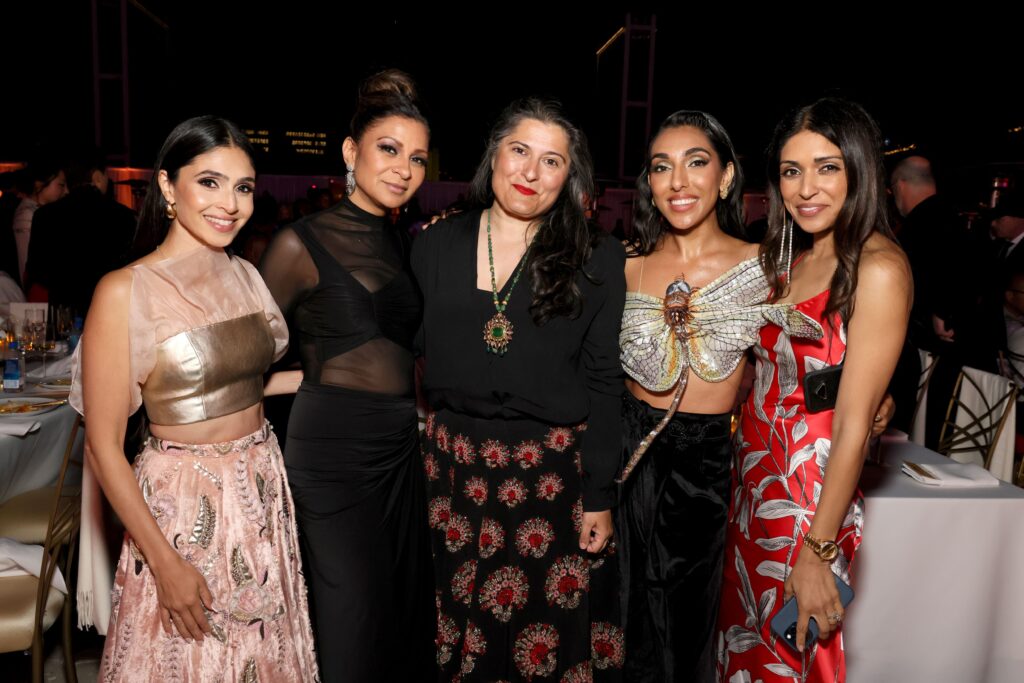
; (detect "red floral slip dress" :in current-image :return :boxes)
[717,289,864,683]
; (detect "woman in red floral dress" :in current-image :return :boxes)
[717,98,911,682]
[414,99,625,681]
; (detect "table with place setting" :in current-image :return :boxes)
[845,435,1024,683]
[0,354,81,505]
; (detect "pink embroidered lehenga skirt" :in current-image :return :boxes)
[99,422,320,682]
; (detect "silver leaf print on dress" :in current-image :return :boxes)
[756,587,776,630]
[719,296,863,682]
[773,332,798,404]
[754,561,788,583]
[754,537,794,552]
[786,444,816,478]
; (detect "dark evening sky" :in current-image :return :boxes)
[3,4,1021,200]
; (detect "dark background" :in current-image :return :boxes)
[3,4,1021,204]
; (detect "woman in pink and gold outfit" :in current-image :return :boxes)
[71,116,319,681]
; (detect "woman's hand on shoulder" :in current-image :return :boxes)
[425,207,462,228]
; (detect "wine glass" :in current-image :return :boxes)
[26,309,46,376]
[26,309,45,351]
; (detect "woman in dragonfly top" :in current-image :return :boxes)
[617,110,825,683]
[73,116,318,681]
[716,98,911,682]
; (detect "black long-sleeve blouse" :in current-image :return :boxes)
[411,209,626,510]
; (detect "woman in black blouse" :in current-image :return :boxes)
[259,70,433,682]
[412,98,626,680]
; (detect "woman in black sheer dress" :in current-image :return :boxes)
[259,70,433,682]
[413,98,626,680]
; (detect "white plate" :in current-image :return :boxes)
[0,397,64,417]
[37,377,73,391]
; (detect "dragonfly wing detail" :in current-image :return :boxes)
[620,291,688,392]
[685,259,823,382]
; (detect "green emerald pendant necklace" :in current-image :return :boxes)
[483,209,531,356]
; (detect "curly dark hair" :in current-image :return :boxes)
[469,98,597,325]
[628,110,746,256]
[760,97,893,323]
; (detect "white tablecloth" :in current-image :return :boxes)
[846,439,1024,682]
[0,398,82,505]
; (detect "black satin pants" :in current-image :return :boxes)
[284,383,434,682]
[617,393,732,683]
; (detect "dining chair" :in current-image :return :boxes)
[0,410,84,543]
[0,414,82,683]
[909,348,938,445]
[937,368,1017,476]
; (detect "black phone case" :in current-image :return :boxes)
[803,364,843,414]
[770,574,855,650]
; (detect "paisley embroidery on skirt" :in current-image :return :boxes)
[187,495,216,549]
[239,656,258,683]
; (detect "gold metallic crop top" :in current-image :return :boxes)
[142,312,276,424]
[70,247,288,425]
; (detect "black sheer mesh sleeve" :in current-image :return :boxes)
[259,199,422,396]
[259,227,318,319]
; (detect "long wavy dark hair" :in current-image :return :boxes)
[629,110,746,256]
[133,116,255,256]
[469,98,597,325]
[761,97,893,323]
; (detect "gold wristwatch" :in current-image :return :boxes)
[803,534,839,562]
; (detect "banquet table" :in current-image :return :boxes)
[845,438,1024,683]
[0,382,82,505]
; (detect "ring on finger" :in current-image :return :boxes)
[827,611,843,624]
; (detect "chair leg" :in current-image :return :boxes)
[62,593,77,683]
[31,627,43,683]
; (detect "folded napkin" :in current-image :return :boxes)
[27,354,73,378]
[0,419,42,436]
[0,537,68,593]
[901,460,1000,488]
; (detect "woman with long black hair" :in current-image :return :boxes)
[73,115,318,681]
[716,98,911,682]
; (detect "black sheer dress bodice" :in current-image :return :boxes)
[260,198,434,681]
[260,197,421,396]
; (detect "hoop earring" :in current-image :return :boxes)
[345,165,355,197]
[778,212,794,284]
[165,202,177,220]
